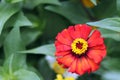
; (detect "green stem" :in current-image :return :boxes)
[9,54,14,75]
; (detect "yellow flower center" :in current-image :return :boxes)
[71,38,88,55]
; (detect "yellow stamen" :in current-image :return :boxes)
[71,38,88,55]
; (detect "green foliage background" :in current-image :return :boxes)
[0,0,120,80]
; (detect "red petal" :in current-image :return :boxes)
[88,30,101,41]
[90,44,106,50]
[81,57,91,72]
[76,59,85,75]
[68,24,92,40]
[68,26,75,39]
[61,29,73,42]
[56,54,75,67]
[87,58,99,72]
[55,51,70,56]
[87,50,102,63]
[87,49,106,63]
[88,30,103,47]
[55,41,71,52]
[56,33,72,45]
[69,58,77,73]
[76,24,92,40]
[74,24,82,31]
[88,37,104,47]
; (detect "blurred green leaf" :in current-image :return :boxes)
[0,3,20,35]
[102,58,120,71]
[5,0,23,3]
[24,0,61,9]
[90,0,97,5]
[0,29,9,47]
[25,13,46,30]
[117,0,120,15]
[28,66,44,80]
[102,71,120,80]
[92,0,116,19]
[14,69,41,80]
[19,44,55,56]
[105,38,120,57]
[21,28,42,45]
[14,12,33,27]
[99,28,120,41]
[4,27,27,72]
[45,1,89,24]
[40,10,70,41]
[87,17,120,32]
[38,58,55,80]
[5,12,33,28]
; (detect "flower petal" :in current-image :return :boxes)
[57,54,75,67]
[76,59,84,75]
[81,57,91,72]
[56,33,72,45]
[88,30,104,47]
[87,49,106,63]
[88,37,104,47]
[69,58,77,73]
[55,41,71,52]
[61,29,73,42]
[87,58,99,72]
[88,30,101,40]
[55,51,70,56]
[68,24,92,40]
[75,24,92,40]
[90,44,106,50]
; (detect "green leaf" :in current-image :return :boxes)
[45,1,89,24]
[87,17,120,32]
[105,39,120,57]
[90,0,97,5]
[117,0,120,15]
[0,3,20,35]
[102,71,120,80]
[26,14,46,29]
[4,26,26,72]
[24,0,61,9]
[99,28,120,41]
[14,69,41,80]
[92,0,116,19]
[5,0,23,3]
[14,12,33,27]
[4,12,33,28]
[38,58,55,80]
[21,28,42,45]
[102,58,120,71]
[19,44,55,56]
[40,10,70,41]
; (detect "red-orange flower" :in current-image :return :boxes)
[55,24,106,75]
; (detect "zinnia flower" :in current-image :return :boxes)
[55,24,106,75]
